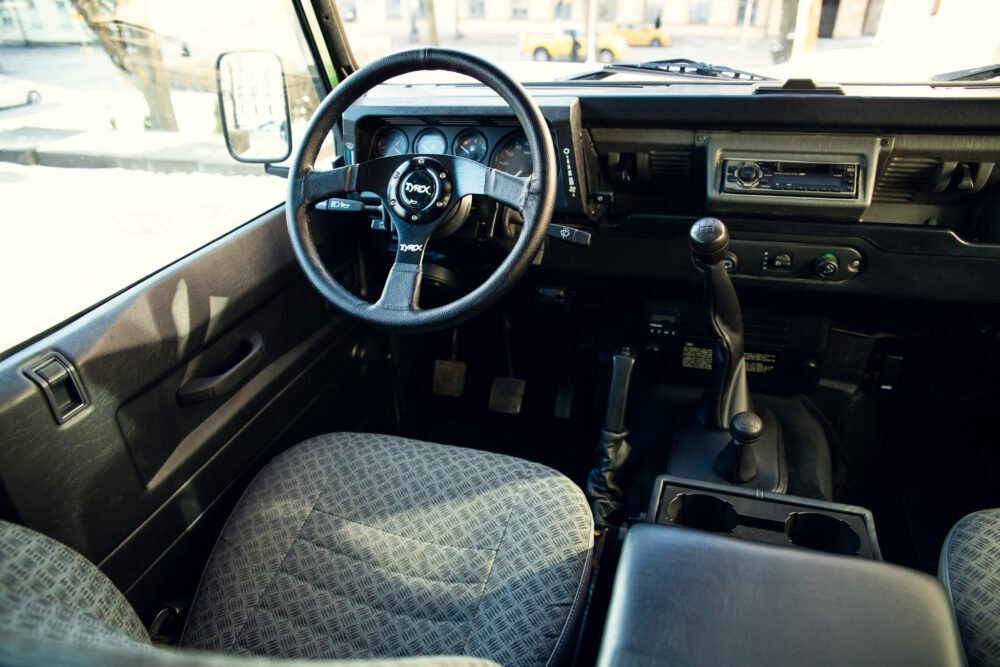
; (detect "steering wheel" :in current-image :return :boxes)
[287,48,557,332]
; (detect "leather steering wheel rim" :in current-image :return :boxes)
[286,47,557,332]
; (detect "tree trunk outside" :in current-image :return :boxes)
[425,0,440,47]
[773,0,799,63]
[71,1,179,131]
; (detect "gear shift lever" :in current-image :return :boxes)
[690,218,753,430]
[669,219,787,491]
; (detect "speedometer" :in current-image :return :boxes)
[414,128,447,154]
[491,133,533,177]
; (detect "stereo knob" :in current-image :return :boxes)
[814,253,839,279]
[736,162,762,186]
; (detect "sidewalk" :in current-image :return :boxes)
[0,126,260,175]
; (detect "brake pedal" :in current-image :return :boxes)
[489,376,526,415]
[432,328,466,397]
[489,313,525,415]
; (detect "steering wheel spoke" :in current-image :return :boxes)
[373,220,435,312]
[301,165,356,204]
[447,156,533,212]
[301,155,411,205]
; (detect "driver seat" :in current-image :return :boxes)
[0,434,594,667]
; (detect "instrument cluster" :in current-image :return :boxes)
[370,125,533,177]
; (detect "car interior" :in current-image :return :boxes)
[1,2,999,667]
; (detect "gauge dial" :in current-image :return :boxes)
[374,127,408,157]
[491,133,533,177]
[414,128,448,154]
[453,129,488,162]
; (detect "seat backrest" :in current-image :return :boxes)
[939,509,1000,667]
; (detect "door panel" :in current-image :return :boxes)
[0,206,380,616]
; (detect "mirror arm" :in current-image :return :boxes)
[265,164,290,178]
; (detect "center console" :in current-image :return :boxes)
[598,485,964,666]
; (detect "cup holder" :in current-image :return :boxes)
[666,493,738,533]
[785,512,861,555]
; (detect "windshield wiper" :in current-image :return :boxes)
[932,63,1000,82]
[568,58,777,82]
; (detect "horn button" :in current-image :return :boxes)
[388,157,453,224]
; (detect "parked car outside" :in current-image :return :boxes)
[519,24,628,63]
[0,76,42,109]
[608,21,671,47]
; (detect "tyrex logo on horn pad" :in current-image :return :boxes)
[398,170,437,209]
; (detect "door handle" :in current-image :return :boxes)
[176,332,265,405]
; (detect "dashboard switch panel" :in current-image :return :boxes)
[728,240,863,282]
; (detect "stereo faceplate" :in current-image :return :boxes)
[722,159,859,198]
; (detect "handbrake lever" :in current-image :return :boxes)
[586,347,636,527]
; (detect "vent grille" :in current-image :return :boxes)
[437,117,484,126]
[382,116,423,125]
[649,149,692,182]
[873,156,939,203]
[744,315,793,350]
[381,115,519,127]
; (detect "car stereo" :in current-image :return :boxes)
[721,159,859,198]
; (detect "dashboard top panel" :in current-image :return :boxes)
[352,83,1000,132]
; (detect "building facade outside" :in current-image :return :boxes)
[341,0,887,39]
[0,0,90,45]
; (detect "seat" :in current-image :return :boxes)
[0,434,594,667]
[939,508,1000,667]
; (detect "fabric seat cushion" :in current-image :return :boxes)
[939,508,1000,667]
[181,433,594,667]
[0,520,150,652]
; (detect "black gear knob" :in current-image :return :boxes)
[730,411,763,445]
[690,217,730,265]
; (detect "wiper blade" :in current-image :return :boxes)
[567,58,777,82]
[932,63,1000,82]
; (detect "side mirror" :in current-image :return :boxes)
[216,51,292,164]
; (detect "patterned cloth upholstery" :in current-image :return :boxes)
[181,433,594,666]
[939,508,1000,667]
[0,519,150,651]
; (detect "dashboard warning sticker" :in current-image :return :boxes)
[746,352,778,374]
[681,343,712,371]
[562,147,578,201]
[681,343,778,374]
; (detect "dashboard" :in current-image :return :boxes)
[342,84,1000,305]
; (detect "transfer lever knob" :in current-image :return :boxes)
[714,411,763,483]
[690,217,730,265]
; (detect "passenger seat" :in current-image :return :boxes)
[939,509,1000,667]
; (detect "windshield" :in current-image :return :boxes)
[335,0,1000,84]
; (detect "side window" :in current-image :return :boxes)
[0,1,324,355]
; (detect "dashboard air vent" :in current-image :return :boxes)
[873,156,939,203]
[649,149,692,183]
